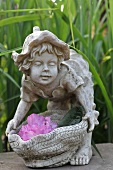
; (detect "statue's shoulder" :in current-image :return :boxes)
[62,49,91,81]
[64,49,89,71]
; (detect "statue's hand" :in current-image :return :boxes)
[82,110,99,132]
[6,119,17,136]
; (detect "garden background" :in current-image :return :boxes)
[0,0,113,152]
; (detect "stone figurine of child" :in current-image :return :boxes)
[6,26,99,165]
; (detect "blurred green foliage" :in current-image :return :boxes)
[0,0,113,152]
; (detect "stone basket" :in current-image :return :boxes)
[8,120,88,168]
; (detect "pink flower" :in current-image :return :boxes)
[18,114,57,141]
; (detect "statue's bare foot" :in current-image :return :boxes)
[70,146,92,165]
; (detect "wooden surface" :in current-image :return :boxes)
[0,144,113,170]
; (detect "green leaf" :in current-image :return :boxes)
[58,106,84,127]
[0,129,3,152]
[92,140,103,159]
[0,47,22,56]
[0,14,50,27]
[67,0,75,48]
[3,94,20,103]
[109,0,113,97]
[0,68,20,88]
[0,8,58,14]
[109,0,113,39]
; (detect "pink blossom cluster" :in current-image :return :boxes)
[18,114,57,141]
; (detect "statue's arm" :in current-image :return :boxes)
[75,86,99,132]
[13,99,32,127]
[6,99,32,135]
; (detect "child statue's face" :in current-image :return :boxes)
[30,51,58,85]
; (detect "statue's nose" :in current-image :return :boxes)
[43,64,49,71]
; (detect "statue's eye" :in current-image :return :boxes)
[34,61,42,66]
[48,61,56,66]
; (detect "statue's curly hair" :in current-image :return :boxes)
[19,43,64,75]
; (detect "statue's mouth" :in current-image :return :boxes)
[41,75,51,76]
[40,75,51,80]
